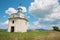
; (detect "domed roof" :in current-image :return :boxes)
[19,13,25,18]
[9,13,28,21]
[10,13,26,18]
[9,5,28,21]
[9,13,19,18]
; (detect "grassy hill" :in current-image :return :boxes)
[0,30,60,40]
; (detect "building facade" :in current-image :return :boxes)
[8,6,28,32]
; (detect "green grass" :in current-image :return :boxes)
[0,30,60,40]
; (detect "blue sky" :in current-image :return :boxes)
[0,0,34,22]
[0,0,60,30]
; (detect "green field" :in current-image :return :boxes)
[0,30,60,40]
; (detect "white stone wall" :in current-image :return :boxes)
[8,19,28,32]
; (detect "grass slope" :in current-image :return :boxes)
[0,30,60,40]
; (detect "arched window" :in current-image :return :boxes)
[12,20,14,24]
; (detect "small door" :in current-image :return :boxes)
[11,26,14,32]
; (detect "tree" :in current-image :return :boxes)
[53,26,60,31]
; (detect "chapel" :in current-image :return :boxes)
[7,6,28,32]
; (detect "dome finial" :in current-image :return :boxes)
[18,4,23,13]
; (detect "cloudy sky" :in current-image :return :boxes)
[0,0,60,30]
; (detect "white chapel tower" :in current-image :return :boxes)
[8,6,28,32]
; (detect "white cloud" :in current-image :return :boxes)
[28,20,51,30]
[5,7,17,15]
[0,22,8,29]
[0,20,9,29]
[43,18,54,21]
[49,6,60,19]
[32,0,58,10]
[33,21,40,25]
[5,6,27,15]
[28,20,41,29]
[29,0,59,19]
[44,5,60,21]
[27,16,30,19]
[3,15,6,18]
[4,20,8,25]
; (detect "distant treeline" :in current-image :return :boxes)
[0,29,7,32]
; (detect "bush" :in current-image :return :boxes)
[53,26,60,31]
